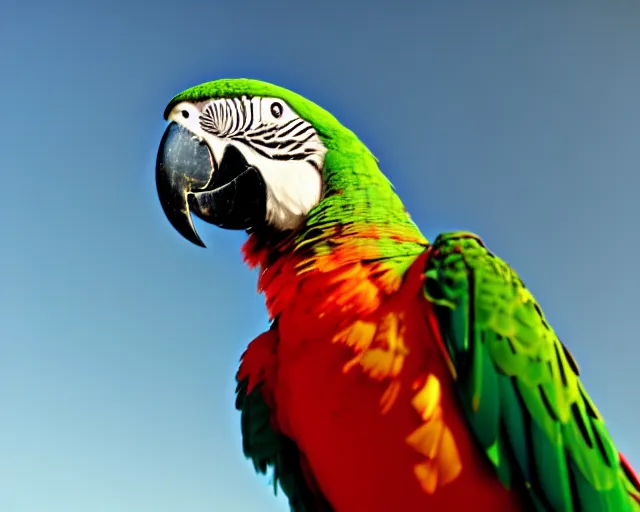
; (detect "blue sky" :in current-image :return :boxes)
[1,2,639,511]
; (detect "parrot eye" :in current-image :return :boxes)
[181,110,190,119]
[270,102,283,119]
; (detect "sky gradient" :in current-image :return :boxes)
[2,1,640,511]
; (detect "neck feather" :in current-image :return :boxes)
[241,147,428,318]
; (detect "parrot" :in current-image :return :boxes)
[154,78,640,512]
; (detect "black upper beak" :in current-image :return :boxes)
[156,122,212,247]
[156,122,267,247]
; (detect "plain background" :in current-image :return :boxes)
[1,1,639,511]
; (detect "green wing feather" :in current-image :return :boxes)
[235,330,334,512]
[423,232,640,512]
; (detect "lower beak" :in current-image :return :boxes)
[155,122,267,247]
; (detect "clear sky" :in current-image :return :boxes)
[2,1,639,511]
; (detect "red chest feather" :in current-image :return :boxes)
[242,249,525,511]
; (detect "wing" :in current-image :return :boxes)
[235,323,334,512]
[422,232,640,512]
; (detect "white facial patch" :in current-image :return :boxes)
[234,142,322,230]
[167,97,327,232]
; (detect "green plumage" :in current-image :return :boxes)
[423,232,640,511]
[162,79,639,511]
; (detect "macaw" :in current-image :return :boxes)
[154,78,640,511]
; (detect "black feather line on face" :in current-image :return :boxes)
[197,97,325,171]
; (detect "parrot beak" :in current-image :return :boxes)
[155,122,267,247]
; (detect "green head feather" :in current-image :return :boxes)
[166,78,427,264]
[165,78,365,154]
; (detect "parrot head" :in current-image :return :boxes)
[156,78,369,247]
